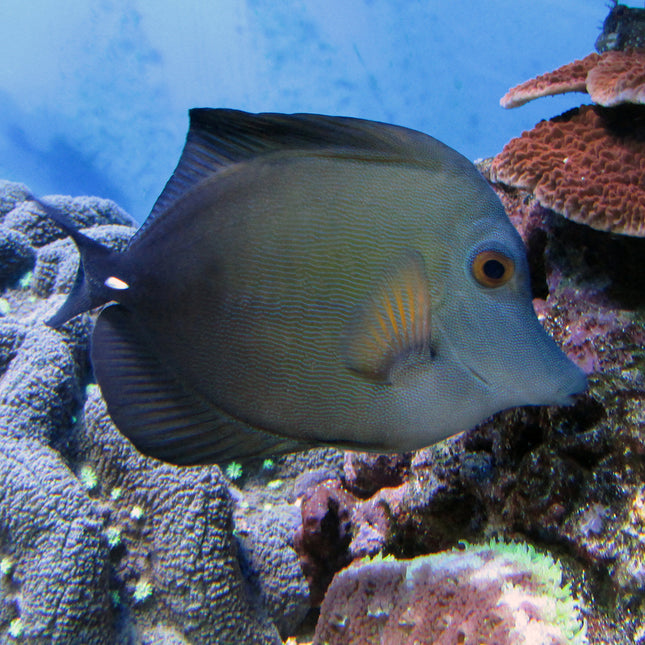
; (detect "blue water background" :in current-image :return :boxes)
[0,1,628,221]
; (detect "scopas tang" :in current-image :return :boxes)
[40,109,586,465]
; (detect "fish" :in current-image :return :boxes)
[39,108,586,466]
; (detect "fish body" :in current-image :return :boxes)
[41,109,586,465]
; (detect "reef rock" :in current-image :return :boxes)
[314,541,588,645]
[596,3,645,53]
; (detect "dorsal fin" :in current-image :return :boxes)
[342,249,433,384]
[142,109,443,235]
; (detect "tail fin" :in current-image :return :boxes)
[33,197,119,328]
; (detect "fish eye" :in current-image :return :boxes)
[471,249,515,288]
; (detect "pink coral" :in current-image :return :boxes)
[501,50,645,108]
[500,54,598,108]
[489,105,645,236]
[586,49,645,106]
[314,543,587,645]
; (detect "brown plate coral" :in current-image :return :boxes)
[489,104,645,236]
[500,50,645,109]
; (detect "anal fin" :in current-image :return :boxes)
[92,305,307,466]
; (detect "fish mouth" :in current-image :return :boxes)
[443,336,587,409]
[434,314,587,407]
[543,368,588,406]
[501,356,587,408]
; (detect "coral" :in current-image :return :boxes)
[0,557,14,577]
[0,433,113,644]
[105,526,122,549]
[9,618,24,638]
[80,464,99,491]
[4,193,134,248]
[229,448,344,640]
[234,503,310,639]
[500,53,598,108]
[77,373,284,645]
[0,227,36,290]
[226,461,244,480]
[0,181,315,644]
[0,180,31,216]
[586,50,645,107]
[500,50,645,109]
[0,185,134,644]
[489,104,645,236]
[343,451,410,498]
[129,504,144,521]
[314,541,587,645]
[133,578,153,604]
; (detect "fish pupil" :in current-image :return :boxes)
[483,259,505,280]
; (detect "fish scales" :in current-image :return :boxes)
[37,109,586,465]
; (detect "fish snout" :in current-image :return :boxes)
[516,346,587,408]
[543,359,587,406]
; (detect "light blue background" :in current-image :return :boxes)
[0,1,629,221]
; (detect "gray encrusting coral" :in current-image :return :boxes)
[0,180,318,644]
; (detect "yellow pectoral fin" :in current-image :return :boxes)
[342,249,432,383]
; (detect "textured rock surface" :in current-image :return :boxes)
[314,542,588,645]
[294,479,355,606]
[596,3,645,53]
[0,181,317,644]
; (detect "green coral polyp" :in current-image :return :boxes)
[79,465,98,492]
[133,578,153,603]
[226,462,243,480]
[105,526,122,549]
[18,271,32,289]
[8,618,23,638]
[85,383,100,397]
[0,556,13,576]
